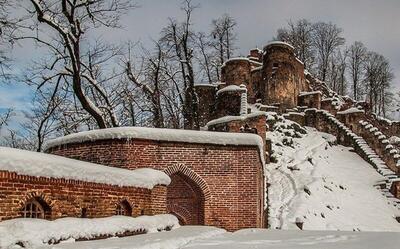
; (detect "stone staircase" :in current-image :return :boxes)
[316,110,400,209]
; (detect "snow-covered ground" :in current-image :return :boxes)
[267,122,400,231]
[0,214,179,249]
[38,226,400,249]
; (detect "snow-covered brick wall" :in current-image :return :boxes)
[0,147,170,189]
[44,127,264,153]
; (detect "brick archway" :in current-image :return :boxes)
[164,164,210,225]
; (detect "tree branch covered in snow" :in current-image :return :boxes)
[20,0,136,129]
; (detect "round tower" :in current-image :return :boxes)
[221,58,252,87]
[262,41,306,110]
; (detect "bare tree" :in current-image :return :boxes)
[312,22,345,82]
[348,41,367,100]
[21,0,135,129]
[364,52,394,116]
[210,14,237,69]
[23,87,65,151]
[125,42,166,128]
[160,0,199,129]
[195,32,214,84]
[276,19,315,69]
[0,0,16,80]
[328,49,347,95]
[0,108,13,131]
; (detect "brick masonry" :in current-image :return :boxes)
[0,170,167,221]
[47,139,265,232]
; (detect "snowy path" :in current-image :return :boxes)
[39,226,225,249]
[267,127,400,231]
[41,227,400,249]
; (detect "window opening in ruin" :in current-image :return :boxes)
[21,198,50,219]
[81,208,87,218]
[115,200,132,216]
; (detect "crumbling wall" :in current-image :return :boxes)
[262,42,307,110]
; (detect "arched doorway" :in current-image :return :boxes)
[167,173,205,225]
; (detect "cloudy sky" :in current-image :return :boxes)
[1,0,400,121]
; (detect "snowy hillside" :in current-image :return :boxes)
[266,119,400,231]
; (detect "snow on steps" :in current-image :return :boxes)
[0,214,179,249]
[358,120,400,170]
[317,110,400,209]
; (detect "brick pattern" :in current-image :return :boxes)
[221,59,252,87]
[47,139,264,232]
[391,182,400,199]
[215,91,243,118]
[262,44,306,110]
[0,170,167,221]
[167,173,203,225]
[194,85,217,127]
[298,92,322,109]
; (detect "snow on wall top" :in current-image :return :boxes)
[0,146,171,189]
[299,91,322,97]
[216,85,246,95]
[205,111,273,128]
[337,107,365,115]
[44,127,264,152]
[194,83,217,88]
[221,57,251,67]
[263,41,295,50]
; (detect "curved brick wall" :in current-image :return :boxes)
[262,43,306,109]
[0,171,166,221]
[221,59,252,87]
[47,138,265,231]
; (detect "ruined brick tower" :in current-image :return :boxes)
[262,42,308,109]
[196,41,309,124]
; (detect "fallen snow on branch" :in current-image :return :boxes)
[0,214,179,249]
[0,147,170,188]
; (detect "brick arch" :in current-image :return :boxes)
[19,191,55,210]
[164,164,210,225]
[19,191,56,219]
[167,204,190,225]
[164,164,211,201]
[114,198,133,216]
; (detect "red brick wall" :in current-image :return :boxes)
[262,44,306,110]
[167,173,204,225]
[47,139,264,231]
[194,85,217,127]
[215,90,243,118]
[221,59,252,87]
[390,181,400,199]
[0,170,167,221]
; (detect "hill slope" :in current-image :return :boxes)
[267,120,400,231]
